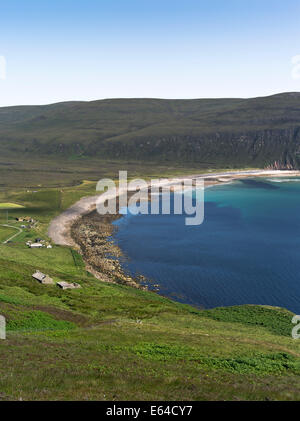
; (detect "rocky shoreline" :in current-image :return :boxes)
[71,202,148,290]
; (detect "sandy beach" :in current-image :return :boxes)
[48,169,300,246]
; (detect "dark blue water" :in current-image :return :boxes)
[113,178,300,313]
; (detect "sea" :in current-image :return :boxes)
[112,177,300,313]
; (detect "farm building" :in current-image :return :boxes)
[57,281,81,290]
[29,243,43,248]
[16,217,35,223]
[32,271,54,285]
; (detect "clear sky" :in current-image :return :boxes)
[0,0,300,106]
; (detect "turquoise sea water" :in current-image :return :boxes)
[113,178,300,313]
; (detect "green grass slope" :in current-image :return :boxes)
[0,182,299,400]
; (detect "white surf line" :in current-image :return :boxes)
[191,169,300,180]
[1,224,23,244]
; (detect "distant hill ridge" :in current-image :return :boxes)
[1,92,300,168]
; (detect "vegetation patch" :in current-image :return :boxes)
[70,249,85,270]
[0,226,18,242]
[0,293,23,306]
[198,305,294,337]
[6,309,76,332]
[130,343,300,375]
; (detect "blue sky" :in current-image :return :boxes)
[0,0,300,106]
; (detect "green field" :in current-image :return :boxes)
[0,176,299,401]
[0,226,18,242]
[0,203,24,209]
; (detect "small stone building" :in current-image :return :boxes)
[30,243,43,248]
[57,281,81,290]
[32,271,54,285]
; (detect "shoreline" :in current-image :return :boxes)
[48,169,300,247]
[48,168,300,290]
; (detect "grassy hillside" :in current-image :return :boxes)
[1,93,300,169]
[0,182,299,400]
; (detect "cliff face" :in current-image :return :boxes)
[97,127,300,168]
[1,92,300,168]
[266,161,295,170]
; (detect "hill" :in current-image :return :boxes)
[1,92,300,169]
